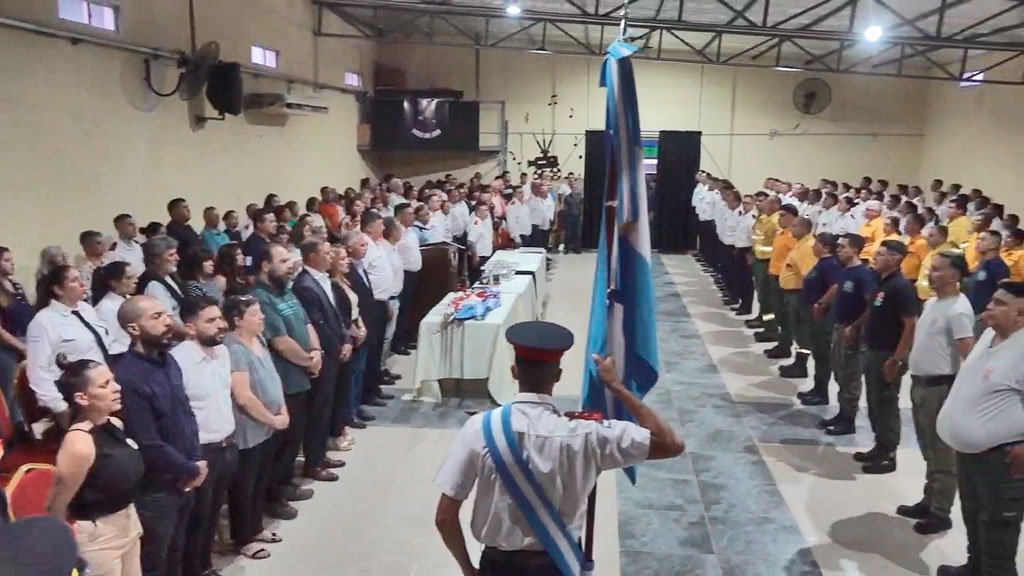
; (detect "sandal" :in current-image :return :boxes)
[239,543,271,560]
[254,530,283,544]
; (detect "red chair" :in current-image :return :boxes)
[0,367,59,478]
[13,362,47,427]
[5,463,56,520]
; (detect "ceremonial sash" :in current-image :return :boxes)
[481,405,593,576]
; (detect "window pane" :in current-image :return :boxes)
[251,46,265,66]
[91,4,117,31]
[344,71,362,88]
[265,50,277,68]
[58,0,89,24]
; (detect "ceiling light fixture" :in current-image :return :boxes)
[529,46,552,54]
[506,2,522,16]
[774,66,802,72]
[864,25,884,42]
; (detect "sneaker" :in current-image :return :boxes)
[895,499,931,520]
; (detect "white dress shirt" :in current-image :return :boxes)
[450,201,471,238]
[145,276,185,321]
[505,200,532,240]
[396,224,423,273]
[526,195,548,229]
[170,340,235,444]
[721,207,741,246]
[362,234,394,301]
[107,237,145,277]
[380,240,404,297]
[303,265,335,306]
[95,292,131,356]
[691,183,708,220]
[801,203,824,228]
[467,215,495,258]
[428,210,451,242]
[832,211,862,235]
[26,300,113,413]
[733,209,756,248]
[542,195,556,223]
[434,394,650,551]
[816,206,841,234]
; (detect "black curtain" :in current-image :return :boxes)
[582,130,607,250]
[653,130,701,252]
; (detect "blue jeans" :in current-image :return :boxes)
[0,347,22,425]
[347,345,368,420]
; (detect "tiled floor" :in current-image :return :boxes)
[215,252,1022,575]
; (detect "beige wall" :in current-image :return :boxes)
[376,44,928,193]
[0,1,374,292]
[919,57,1024,216]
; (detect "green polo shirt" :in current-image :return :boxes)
[251,280,312,395]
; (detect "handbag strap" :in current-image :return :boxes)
[482,404,584,576]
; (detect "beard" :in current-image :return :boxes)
[139,328,173,351]
[268,270,290,290]
[198,330,226,348]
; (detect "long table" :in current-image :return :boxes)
[409,249,547,405]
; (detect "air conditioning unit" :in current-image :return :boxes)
[244,92,329,115]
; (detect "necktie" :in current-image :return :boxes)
[71,310,111,363]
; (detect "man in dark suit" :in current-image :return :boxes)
[341,231,390,422]
[292,239,349,480]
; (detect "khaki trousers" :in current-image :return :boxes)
[74,504,143,576]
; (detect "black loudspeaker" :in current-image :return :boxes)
[582,130,607,250]
[206,62,243,116]
[654,131,701,252]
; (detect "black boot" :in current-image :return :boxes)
[936,564,969,576]
[754,330,779,343]
[895,499,931,520]
[913,512,952,535]
[779,351,809,378]
[818,412,843,429]
[853,444,885,463]
[764,345,792,360]
[745,316,765,329]
[861,452,897,474]
[824,417,856,436]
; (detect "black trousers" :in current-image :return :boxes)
[396,270,419,348]
[304,359,338,471]
[732,247,754,309]
[363,300,389,399]
[184,441,239,576]
[228,434,280,549]
[272,390,309,494]
[529,226,550,249]
[479,547,559,576]
[563,214,582,253]
[470,256,490,285]
[136,487,195,576]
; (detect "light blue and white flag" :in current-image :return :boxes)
[581,39,660,484]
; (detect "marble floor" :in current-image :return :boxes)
[215,252,1022,575]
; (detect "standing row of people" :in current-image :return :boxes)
[692,172,1024,574]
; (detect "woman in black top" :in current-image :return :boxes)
[46,356,145,576]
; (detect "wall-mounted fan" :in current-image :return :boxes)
[792,77,832,115]
[143,40,220,100]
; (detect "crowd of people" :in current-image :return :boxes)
[0,169,582,576]
[692,173,1024,575]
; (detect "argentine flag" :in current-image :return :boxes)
[581,39,660,484]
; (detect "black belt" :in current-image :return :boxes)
[202,435,236,449]
[482,546,553,565]
[915,374,956,386]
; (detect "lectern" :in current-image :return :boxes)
[413,242,463,329]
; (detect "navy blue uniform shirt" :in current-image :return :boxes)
[968,257,1010,314]
[114,350,201,488]
[802,255,842,307]
[833,263,877,326]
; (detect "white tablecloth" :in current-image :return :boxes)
[410,249,547,405]
[487,250,546,309]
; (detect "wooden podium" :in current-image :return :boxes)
[413,242,465,330]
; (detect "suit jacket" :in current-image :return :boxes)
[346,266,385,341]
[293,269,348,358]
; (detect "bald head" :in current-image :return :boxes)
[117,295,159,329]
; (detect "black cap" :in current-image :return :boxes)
[0,516,83,576]
[779,204,799,217]
[506,321,574,363]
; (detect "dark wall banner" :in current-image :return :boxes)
[654,130,701,252]
[370,99,480,151]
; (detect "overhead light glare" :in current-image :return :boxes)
[529,46,552,54]
[864,25,883,42]
[774,66,802,72]
[506,3,522,16]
